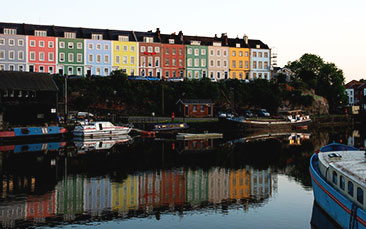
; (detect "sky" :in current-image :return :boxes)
[2,0,366,82]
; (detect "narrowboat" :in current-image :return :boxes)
[0,126,67,141]
[309,142,366,228]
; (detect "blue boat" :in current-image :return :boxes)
[0,126,67,141]
[310,143,366,228]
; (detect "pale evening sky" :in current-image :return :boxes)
[2,0,365,82]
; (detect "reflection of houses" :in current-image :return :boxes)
[0,199,26,228]
[176,99,214,118]
[84,177,112,216]
[56,175,84,221]
[183,139,215,152]
[185,169,209,206]
[208,168,230,204]
[229,167,251,200]
[0,175,36,198]
[26,191,56,222]
[250,168,271,200]
[138,171,161,211]
[112,175,139,214]
[160,169,185,208]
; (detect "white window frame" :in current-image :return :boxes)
[130,56,135,65]
[4,28,17,35]
[60,53,65,62]
[68,42,73,49]
[0,50,5,60]
[118,35,129,41]
[88,54,93,62]
[88,43,93,50]
[141,46,146,52]
[60,42,65,48]
[39,52,45,61]
[48,52,54,61]
[39,41,45,47]
[0,38,5,46]
[201,49,206,55]
[48,66,54,74]
[155,47,160,53]
[123,56,128,64]
[116,55,120,64]
[9,50,15,60]
[130,46,135,52]
[77,53,82,63]
[115,45,120,51]
[29,51,35,61]
[34,30,47,37]
[48,41,54,48]
[68,53,74,62]
[18,51,24,60]
[104,55,109,64]
[9,39,15,46]
[30,40,36,47]
[68,67,73,75]
[96,54,101,63]
[77,67,82,75]
[104,44,109,50]
[96,44,101,50]
[92,34,103,40]
[77,42,82,49]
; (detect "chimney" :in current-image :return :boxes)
[221,33,228,45]
[156,28,161,38]
[244,34,248,45]
[178,31,183,43]
[214,34,217,38]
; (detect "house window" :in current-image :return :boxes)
[187,48,192,55]
[30,40,36,47]
[88,54,93,62]
[39,52,44,61]
[18,51,24,60]
[96,44,101,50]
[188,58,192,67]
[123,56,128,64]
[92,34,103,40]
[77,53,82,62]
[60,42,65,48]
[245,51,249,57]
[239,51,243,57]
[88,43,93,49]
[96,54,101,63]
[115,56,120,64]
[232,51,236,56]
[39,41,45,47]
[155,47,160,53]
[77,42,82,49]
[259,61,263,69]
[9,50,15,60]
[253,61,257,69]
[0,64,4,70]
[201,59,206,67]
[169,39,174,44]
[179,48,183,55]
[264,73,268,79]
[130,56,135,64]
[39,66,44,72]
[172,48,176,55]
[3,28,17,35]
[165,48,170,55]
[172,59,176,66]
[188,71,192,78]
[155,57,160,67]
[259,52,263,58]
[34,30,47,37]
[141,46,146,52]
[9,39,15,46]
[77,67,82,75]
[123,45,128,51]
[194,58,199,67]
[236,43,240,48]
[104,44,109,50]
[245,61,249,69]
[357,187,364,204]
[348,181,354,197]
[195,71,199,78]
[96,68,101,75]
[217,50,221,56]
[60,53,65,62]
[179,59,183,66]
[68,42,73,49]
[64,32,76,38]
[165,58,169,66]
[118,35,129,41]
[9,65,14,71]
[143,37,153,43]
[239,60,243,68]
[210,60,214,67]
[148,56,152,66]
[68,67,73,75]
[210,49,214,56]
[223,50,227,56]
[210,71,214,78]
[0,38,4,45]
[48,66,54,74]
[18,65,23,71]
[104,55,109,63]
[253,51,257,57]
[48,41,54,48]
[115,45,120,51]
[232,60,236,68]
[48,52,54,61]
[224,60,227,67]
[200,105,204,112]
[264,61,268,69]
[148,46,153,52]
[141,56,146,66]
[165,71,169,77]
[217,72,221,79]
[193,105,197,112]
[30,51,35,61]
[68,53,74,62]
[264,52,268,58]
[130,46,135,52]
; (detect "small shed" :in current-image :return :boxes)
[0,71,59,127]
[176,99,214,118]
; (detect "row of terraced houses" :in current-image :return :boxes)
[0,22,271,81]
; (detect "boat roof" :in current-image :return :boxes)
[318,143,366,186]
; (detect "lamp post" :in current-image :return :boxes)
[64,75,68,121]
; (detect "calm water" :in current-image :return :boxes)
[0,128,364,228]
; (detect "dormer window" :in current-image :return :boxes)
[169,39,175,44]
[64,32,76,39]
[236,43,240,48]
[213,42,221,47]
[191,41,201,45]
[143,37,154,43]
[118,35,129,41]
[92,34,103,40]
[3,28,17,35]
[34,30,47,37]
[256,44,261,48]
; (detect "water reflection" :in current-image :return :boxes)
[0,128,362,228]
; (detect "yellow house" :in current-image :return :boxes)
[112,40,138,76]
[229,168,251,200]
[112,175,138,213]
[229,39,250,80]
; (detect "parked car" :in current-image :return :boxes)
[243,109,253,118]
[254,109,270,117]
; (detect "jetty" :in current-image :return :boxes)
[176,132,223,140]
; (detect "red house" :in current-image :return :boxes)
[27,32,56,74]
[160,169,185,207]
[26,191,56,220]
[161,32,185,79]
[135,29,162,78]
[176,99,214,118]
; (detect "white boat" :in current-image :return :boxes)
[73,121,132,138]
[74,135,133,153]
[310,143,366,228]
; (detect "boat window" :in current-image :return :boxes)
[332,171,337,185]
[340,175,345,190]
[348,181,354,197]
[357,187,364,204]
[99,124,103,130]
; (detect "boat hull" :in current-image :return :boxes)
[0,126,67,141]
[310,153,366,228]
[73,128,131,138]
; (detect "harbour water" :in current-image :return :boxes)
[0,128,363,228]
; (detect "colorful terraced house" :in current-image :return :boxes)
[161,31,185,78]
[0,28,26,71]
[229,36,250,80]
[208,34,230,80]
[249,39,271,80]
[57,33,84,76]
[184,36,208,79]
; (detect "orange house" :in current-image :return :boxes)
[229,168,251,200]
[229,37,250,80]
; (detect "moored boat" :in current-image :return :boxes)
[72,121,132,138]
[309,143,366,228]
[0,126,67,141]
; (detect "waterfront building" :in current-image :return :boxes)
[176,99,214,118]
[160,169,186,208]
[138,171,162,211]
[161,32,185,78]
[346,80,366,110]
[85,32,112,76]
[27,33,56,74]
[136,29,162,78]
[208,168,230,204]
[229,167,251,200]
[229,36,250,80]
[112,175,139,214]
[0,27,26,72]
[249,39,271,80]
[184,36,209,79]
[185,169,209,206]
[26,191,56,221]
[208,34,230,81]
[111,31,138,76]
[57,36,84,76]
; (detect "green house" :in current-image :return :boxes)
[57,38,84,76]
[185,42,208,80]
